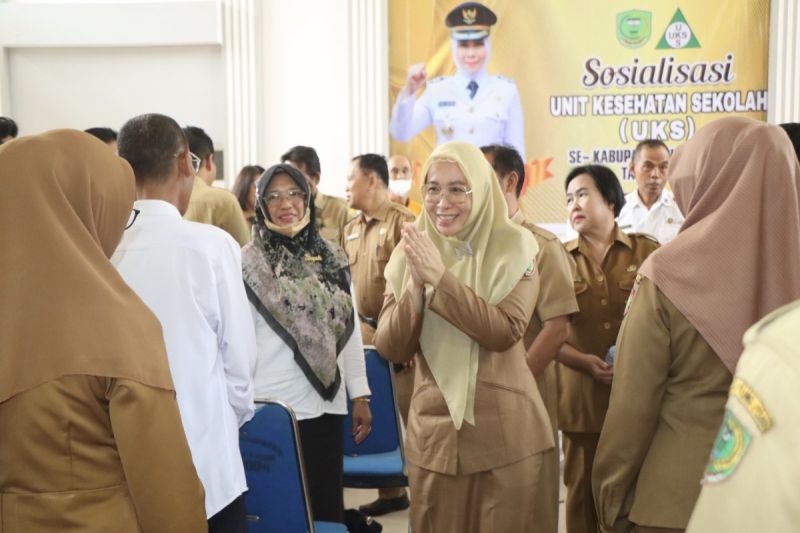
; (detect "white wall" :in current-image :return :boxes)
[8,46,226,143]
[259,0,353,196]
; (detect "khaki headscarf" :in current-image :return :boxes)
[639,116,800,372]
[0,130,174,403]
[384,141,539,429]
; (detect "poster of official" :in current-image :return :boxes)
[388,0,770,225]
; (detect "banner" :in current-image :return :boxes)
[388,0,770,224]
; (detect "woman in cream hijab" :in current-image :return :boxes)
[375,141,553,532]
[592,116,800,532]
[0,130,206,532]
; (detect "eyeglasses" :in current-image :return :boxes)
[264,189,307,206]
[189,152,201,174]
[422,183,473,205]
[124,208,141,230]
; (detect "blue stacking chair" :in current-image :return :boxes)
[342,346,408,489]
[240,399,347,533]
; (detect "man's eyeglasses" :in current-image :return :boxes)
[422,183,473,205]
[265,189,307,206]
[125,208,141,230]
[189,152,202,174]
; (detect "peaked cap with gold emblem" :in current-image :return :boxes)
[445,1,497,41]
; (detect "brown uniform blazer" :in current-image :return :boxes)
[558,229,659,433]
[0,375,207,532]
[343,200,415,345]
[184,177,251,247]
[315,192,350,244]
[592,276,732,532]
[374,271,554,476]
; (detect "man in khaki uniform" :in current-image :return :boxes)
[281,145,349,243]
[342,153,415,516]
[687,300,800,533]
[482,144,578,533]
[182,126,250,246]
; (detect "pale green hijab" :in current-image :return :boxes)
[384,141,539,429]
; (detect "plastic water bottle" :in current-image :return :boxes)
[605,345,617,367]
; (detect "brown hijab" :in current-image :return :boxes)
[639,116,800,372]
[0,130,174,403]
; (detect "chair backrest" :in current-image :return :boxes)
[240,400,314,533]
[343,347,403,455]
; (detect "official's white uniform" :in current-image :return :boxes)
[687,300,800,533]
[390,71,525,159]
[617,189,684,244]
[112,199,257,518]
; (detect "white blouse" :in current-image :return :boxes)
[250,289,370,420]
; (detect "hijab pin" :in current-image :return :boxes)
[454,242,474,259]
[304,254,323,262]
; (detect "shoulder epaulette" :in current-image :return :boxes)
[629,232,659,244]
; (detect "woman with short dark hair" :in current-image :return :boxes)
[556,164,659,533]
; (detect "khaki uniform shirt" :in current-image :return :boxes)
[513,212,579,421]
[374,271,554,476]
[315,192,349,244]
[593,276,731,532]
[184,177,250,246]
[342,200,415,345]
[0,375,207,532]
[558,227,659,433]
[687,301,800,533]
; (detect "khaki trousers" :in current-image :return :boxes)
[408,453,543,533]
[378,364,414,500]
[563,431,600,533]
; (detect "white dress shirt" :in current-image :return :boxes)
[617,189,685,244]
[112,199,256,518]
[250,289,370,420]
[390,71,526,159]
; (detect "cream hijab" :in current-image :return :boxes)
[639,116,800,372]
[0,130,174,403]
[385,141,539,429]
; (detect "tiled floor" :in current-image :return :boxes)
[344,476,567,533]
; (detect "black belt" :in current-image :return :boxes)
[357,313,378,330]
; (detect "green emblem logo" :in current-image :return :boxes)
[617,10,652,49]
[703,409,751,484]
[657,8,701,49]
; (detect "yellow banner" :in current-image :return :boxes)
[389,1,770,222]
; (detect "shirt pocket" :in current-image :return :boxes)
[373,239,395,282]
[572,280,589,324]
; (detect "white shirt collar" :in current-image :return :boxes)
[628,189,673,209]
[133,199,182,218]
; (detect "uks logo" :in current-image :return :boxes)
[616,10,652,49]
[657,8,701,49]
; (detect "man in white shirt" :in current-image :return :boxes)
[617,139,685,244]
[113,113,256,532]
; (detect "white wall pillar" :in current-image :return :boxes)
[222,0,261,185]
[768,0,800,123]
[0,48,9,117]
[349,0,389,156]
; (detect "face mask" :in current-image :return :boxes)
[389,179,413,197]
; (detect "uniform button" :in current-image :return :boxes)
[469,106,475,113]
[469,128,474,134]
[603,322,611,330]
[600,299,608,306]
[597,275,604,283]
